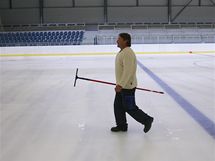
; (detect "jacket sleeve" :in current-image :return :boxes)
[118,52,134,88]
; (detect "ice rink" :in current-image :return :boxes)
[0,45,215,161]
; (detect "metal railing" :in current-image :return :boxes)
[91,34,215,45]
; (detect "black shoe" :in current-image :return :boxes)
[111,126,127,132]
[144,117,154,133]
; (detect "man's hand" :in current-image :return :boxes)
[115,85,122,93]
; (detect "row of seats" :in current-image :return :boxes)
[0,30,84,46]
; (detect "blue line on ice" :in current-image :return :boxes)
[137,60,215,139]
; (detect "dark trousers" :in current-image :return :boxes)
[114,88,151,128]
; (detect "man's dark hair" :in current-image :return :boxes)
[119,33,131,47]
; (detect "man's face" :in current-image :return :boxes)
[117,36,126,48]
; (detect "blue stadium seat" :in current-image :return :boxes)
[0,30,84,47]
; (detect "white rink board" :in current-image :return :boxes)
[1,43,215,55]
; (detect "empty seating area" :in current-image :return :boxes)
[0,30,84,47]
[93,28,215,44]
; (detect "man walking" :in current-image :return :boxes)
[111,33,154,133]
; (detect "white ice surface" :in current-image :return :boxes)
[0,53,215,161]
